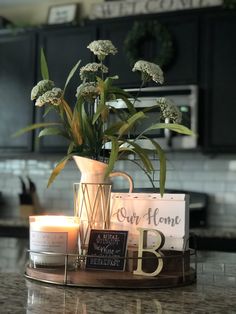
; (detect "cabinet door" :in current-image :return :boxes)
[98,19,141,88]
[201,11,236,152]
[158,14,199,85]
[36,26,96,153]
[0,31,35,152]
[98,13,199,87]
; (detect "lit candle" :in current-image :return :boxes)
[29,215,80,267]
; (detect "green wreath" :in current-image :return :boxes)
[124,20,174,69]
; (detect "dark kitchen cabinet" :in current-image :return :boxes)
[36,26,96,153]
[0,30,35,152]
[200,10,236,152]
[1,8,236,155]
[98,18,140,88]
[98,12,199,87]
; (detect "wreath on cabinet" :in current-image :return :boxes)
[124,20,174,69]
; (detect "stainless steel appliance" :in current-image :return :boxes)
[109,85,198,150]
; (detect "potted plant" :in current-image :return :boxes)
[14,40,193,196]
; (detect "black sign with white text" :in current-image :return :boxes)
[86,229,128,271]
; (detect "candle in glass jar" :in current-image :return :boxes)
[29,215,80,267]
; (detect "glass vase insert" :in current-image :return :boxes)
[74,182,112,254]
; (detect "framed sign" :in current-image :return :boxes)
[47,4,77,25]
[86,229,128,271]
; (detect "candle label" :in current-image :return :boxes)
[30,231,68,253]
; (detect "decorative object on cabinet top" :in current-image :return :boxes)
[124,20,174,69]
[47,3,78,25]
[13,40,193,194]
[89,0,224,19]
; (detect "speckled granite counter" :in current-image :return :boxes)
[0,251,235,313]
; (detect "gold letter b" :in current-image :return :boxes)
[133,228,165,277]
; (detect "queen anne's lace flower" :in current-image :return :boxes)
[157,97,182,124]
[87,40,118,60]
[132,60,164,84]
[80,63,108,81]
[35,88,63,107]
[31,80,55,100]
[76,82,100,101]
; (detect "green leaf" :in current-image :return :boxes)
[104,121,124,136]
[148,138,166,197]
[43,105,55,117]
[125,140,154,172]
[38,127,70,139]
[63,60,81,93]
[92,102,107,124]
[108,87,133,99]
[47,155,71,187]
[81,103,95,146]
[105,137,119,177]
[142,123,194,136]
[11,122,61,138]
[104,76,119,90]
[118,111,146,137]
[40,48,49,80]
[67,142,75,155]
[69,97,83,146]
[108,87,136,114]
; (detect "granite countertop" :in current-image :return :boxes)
[0,251,235,313]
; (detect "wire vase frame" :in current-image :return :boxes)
[73,182,112,254]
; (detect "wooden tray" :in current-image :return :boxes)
[25,266,196,288]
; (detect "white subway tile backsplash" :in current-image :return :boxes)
[0,152,236,229]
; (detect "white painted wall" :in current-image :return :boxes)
[0,0,103,26]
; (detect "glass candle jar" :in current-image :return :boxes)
[29,215,80,268]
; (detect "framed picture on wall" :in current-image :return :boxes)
[47,3,77,25]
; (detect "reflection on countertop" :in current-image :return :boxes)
[0,251,235,314]
[0,217,29,227]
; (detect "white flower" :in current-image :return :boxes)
[132,60,164,84]
[31,80,55,100]
[80,63,108,81]
[87,40,118,61]
[35,88,63,107]
[76,82,99,101]
[157,97,182,124]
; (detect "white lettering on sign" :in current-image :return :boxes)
[90,0,223,19]
[110,193,189,250]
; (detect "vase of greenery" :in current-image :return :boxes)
[15,39,192,191]
[14,40,193,245]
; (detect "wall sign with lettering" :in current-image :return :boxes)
[110,193,189,251]
[86,229,128,271]
[90,0,223,19]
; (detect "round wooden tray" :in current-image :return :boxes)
[25,266,196,289]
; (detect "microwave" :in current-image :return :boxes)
[108,85,198,150]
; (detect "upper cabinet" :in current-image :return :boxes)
[0,8,236,154]
[36,25,96,153]
[0,30,35,153]
[200,9,236,152]
[97,12,199,87]
[98,18,140,88]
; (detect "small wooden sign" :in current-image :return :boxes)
[86,229,128,271]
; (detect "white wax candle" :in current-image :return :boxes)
[29,215,80,267]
